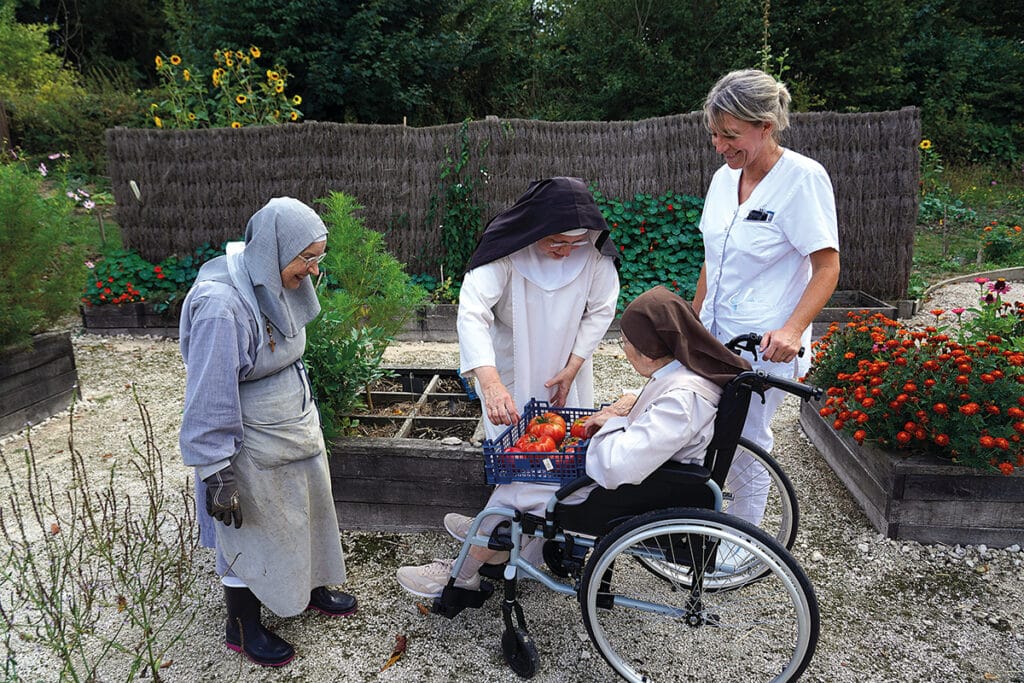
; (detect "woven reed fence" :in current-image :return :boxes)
[105,107,919,299]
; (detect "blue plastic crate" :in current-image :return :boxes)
[482,399,598,485]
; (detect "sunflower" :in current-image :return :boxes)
[290,111,299,121]
[292,95,302,105]
[154,116,163,128]
[154,55,163,68]
[236,94,247,105]
[170,55,182,66]
[183,69,191,82]
[275,82,284,93]
[187,112,196,121]
[267,70,281,81]
[212,68,225,86]
[250,46,261,58]
[231,121,242,129]
[225,56,234,67]
[919,139,932,150]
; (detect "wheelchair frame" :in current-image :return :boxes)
[432,336,823,681]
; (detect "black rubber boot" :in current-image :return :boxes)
[223,586,295,667]
[306,587,358,617]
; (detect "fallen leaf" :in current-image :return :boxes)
[49,523,60,535]
[160,660,173,669]
[415,602,430,616]
[379,634,407,672]
[116,595,127,612]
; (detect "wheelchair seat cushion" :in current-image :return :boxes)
[554,462,715,537]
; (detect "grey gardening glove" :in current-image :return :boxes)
[203,465,242,529]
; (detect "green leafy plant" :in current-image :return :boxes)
[979,220,1024,263]
[806,283,1024,473]
[427,120,489,279]
[0,163,86,349]
[593,188,705,311]
[409,272,459,304]
[305,191,427,438]
[150,46,302,129]
[80,242,224,312]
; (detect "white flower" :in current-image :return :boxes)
[83,200,96,210]
[48,152,63,160]
[38,163,48,176]
[85,261,95,269]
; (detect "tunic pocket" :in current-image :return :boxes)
[241,406,324,470]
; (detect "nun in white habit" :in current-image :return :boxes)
[179,197,355,668]
[457,177,621,439]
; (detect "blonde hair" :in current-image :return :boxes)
[703,69,791,142]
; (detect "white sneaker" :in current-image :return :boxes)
[396,558,480,598]
[444,513,474,542]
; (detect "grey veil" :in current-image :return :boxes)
[235,197,327,338]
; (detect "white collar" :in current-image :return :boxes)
[651,359,683,380]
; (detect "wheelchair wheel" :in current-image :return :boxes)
[724,438,799,549]
[636,439,798,591]
[580,508,818,682]
[501,627,539,679]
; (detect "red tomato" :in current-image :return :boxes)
[527,413,566,445]
[569,417,589,439]
[514,433,557,452]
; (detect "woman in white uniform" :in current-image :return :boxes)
[692,69,841,524]
[179,198,356,667]
[395,286,750,598]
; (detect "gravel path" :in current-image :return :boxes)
[2,280,1023,681]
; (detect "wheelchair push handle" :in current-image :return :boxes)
[725,332,804,361]
[735,369,822,402]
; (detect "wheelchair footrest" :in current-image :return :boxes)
[432,580,495,619]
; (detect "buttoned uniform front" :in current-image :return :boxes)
[698,148,839,521]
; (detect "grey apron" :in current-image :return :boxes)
[214,325,346,617]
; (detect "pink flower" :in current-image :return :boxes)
[38,163,48,176]
[83,200,96,210]
[974,277,989,285]
[48,152,63,160]
[951,307,966,316]
[85,260,95,269]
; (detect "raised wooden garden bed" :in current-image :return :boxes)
[811,290,899,338]
[799,398,1024,548]
[1,331,80,436]
[329,368,492,532]
[80,303,180,338]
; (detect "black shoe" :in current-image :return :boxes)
[223,586,294,667]
[307,586,358,617]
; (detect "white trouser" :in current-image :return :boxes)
[724,388,786,525]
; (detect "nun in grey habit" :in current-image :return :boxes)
[179,197,355,667]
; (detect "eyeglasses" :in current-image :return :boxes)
[546,240,589,249]
[295,252,327,268]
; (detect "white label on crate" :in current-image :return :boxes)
[542,458,554,471]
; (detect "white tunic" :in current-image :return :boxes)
[585,361,721,489]
[458,247,619,438]
[698,148,839,378]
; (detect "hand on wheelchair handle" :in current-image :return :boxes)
[726,332,803,361]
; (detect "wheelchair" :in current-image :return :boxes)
[432,335,822,681]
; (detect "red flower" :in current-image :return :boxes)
[998,462,1014,475]
[979,435,995,448]
[853,429,866,443]
[933,403,949,415]
[959,403,980,416]
[895,431,912,445]
[153,265,163,273]
[934,434,950,447]
[993,437,1010,450]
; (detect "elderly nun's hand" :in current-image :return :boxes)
[204,465,243,529]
